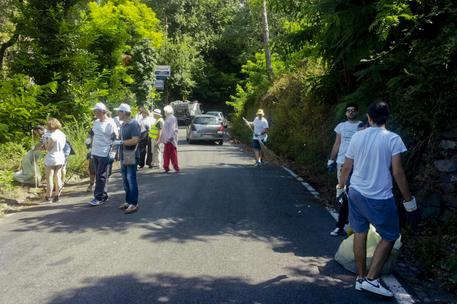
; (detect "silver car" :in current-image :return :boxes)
[186,115,225,145]
[205,111,228,128]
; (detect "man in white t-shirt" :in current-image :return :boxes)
[337,101,419,297]
[328,103,361,236]
[89,102,119,206]
[245,109,269,166]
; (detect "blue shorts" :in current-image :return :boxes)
[348,188,400,241]
[252,139,265,150]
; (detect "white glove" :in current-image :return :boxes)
[113,140,124,146]
[84,138,92,145]
[336,185,345,198]
[327,159,335,167]
[403,196,418,212]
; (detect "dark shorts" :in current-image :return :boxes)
[252,139,265,151]
[348,188,400,241]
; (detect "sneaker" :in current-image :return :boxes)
[86,184,94,192]
[118,203,129,210]
[43,196,53,203]
[53,196,60,203]
[330,227,346,236]
[101,195,109,203]
[355,277,365,291]
[89,198,102,207]
[124,204,138,214]
[361,278,393,297]
[254,161,261,167]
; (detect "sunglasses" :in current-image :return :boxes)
[346,108,357,113]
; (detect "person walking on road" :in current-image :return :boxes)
[88,102,118,207]
[137,107,154,169]
[337,101,419,297]
[114,103,141,214]
[159,105,180,173]
[327,103,361,236]
[43,118,66,203]
[149,108,164,168]
[244,109,269,166]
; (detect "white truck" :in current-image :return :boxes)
[169,100,202,125]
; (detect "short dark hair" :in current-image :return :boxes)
[367,101,389,125]
[32,125,45,131]
[345,102,358,111]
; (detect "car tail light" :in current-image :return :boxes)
[217,125,224,133]
[191,124,197,131]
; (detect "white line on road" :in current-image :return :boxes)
[282,166,416,304]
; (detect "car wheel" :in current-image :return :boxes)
[218,140,223,146]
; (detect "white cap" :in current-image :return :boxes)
[92,102,107,112]
[115,103,131,113]
[153,109,162,116]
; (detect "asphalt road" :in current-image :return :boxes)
[0,130,395,304]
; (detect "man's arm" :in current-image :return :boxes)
[330,133,341,161]
[337,157,353,188]
[392,154,413,202]
[124,136,139,146]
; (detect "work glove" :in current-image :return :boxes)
[113,140,124,146]
[403,196,421,227]
[327,160,336,173]
[336,185,346,198]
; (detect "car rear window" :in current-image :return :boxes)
[193,117,218,125]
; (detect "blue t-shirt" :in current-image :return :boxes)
[120,119,141,159]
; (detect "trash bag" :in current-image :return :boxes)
[334,225,402,275]
[13,150,42,185]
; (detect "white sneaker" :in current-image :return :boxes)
[89,199,101,207]
[355,277,365,291]
[361,278,393,297]
[330,227,346,236]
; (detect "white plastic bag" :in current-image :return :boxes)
[334,225,402,274]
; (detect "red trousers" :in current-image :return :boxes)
[163,143,180,172]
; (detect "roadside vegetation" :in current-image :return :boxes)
[1,0,456,293]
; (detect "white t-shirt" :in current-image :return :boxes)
[253,117,269,140]
[346,127,407,199]
[44,129,66,167]
[91,119,117,157]
[334,121,361,164]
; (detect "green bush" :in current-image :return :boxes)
[62,120,90,178]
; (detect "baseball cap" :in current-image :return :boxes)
[153,109,162,116]
[92,102,107,112]
[115,103,131,113]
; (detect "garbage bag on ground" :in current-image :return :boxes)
[13,150,42,185]
[334,224,402,275]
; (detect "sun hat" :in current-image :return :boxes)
[153,109,162,116]
[256,109,264,115]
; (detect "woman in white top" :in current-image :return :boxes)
[44,118,67,202]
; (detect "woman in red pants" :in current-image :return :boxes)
[159,105,180,173]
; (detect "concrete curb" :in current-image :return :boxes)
[281,166,416,304]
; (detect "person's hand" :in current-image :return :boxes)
[113,140,123,146]
[336,185,345,198]
[404,196,421,227]
[327,159,336,173]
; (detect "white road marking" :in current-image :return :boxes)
[282,166,416,304]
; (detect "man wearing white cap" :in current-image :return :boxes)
[89,102,118,206]
[244,109,269,166]
[114,103,141,214]
[149,109,164,168]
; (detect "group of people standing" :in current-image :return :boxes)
[85,102,179,214]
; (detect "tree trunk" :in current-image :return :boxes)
[261,0,274,80]
[0,33,18,71]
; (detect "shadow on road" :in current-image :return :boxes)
[46,272,390,304]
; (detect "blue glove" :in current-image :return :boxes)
[327,160,336,173]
